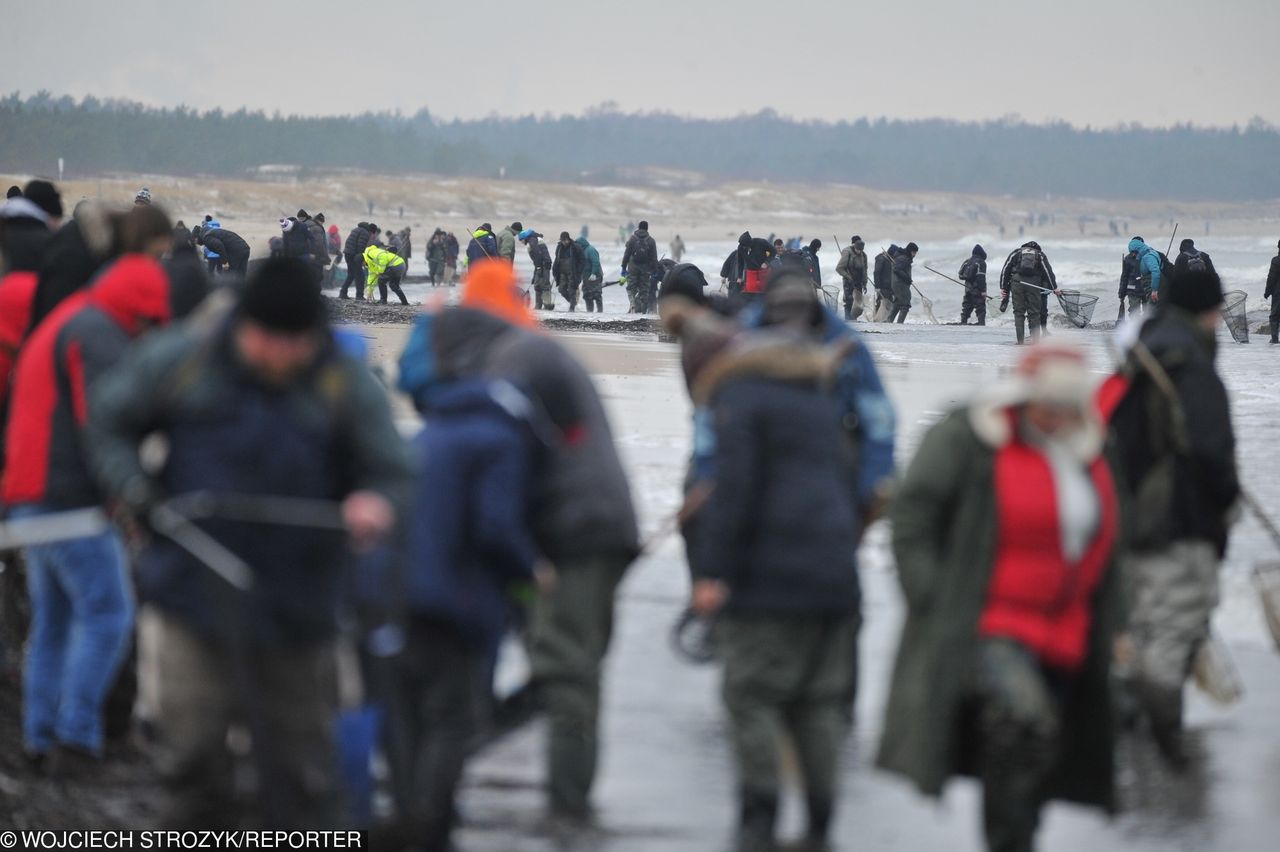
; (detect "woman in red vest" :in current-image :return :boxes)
[877,345,1123,852]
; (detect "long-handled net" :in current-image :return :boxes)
[820,284,839,311]
[1221,290,1249,344]
[1056,289,1098,328]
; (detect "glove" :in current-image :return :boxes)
[999,293,1010,313]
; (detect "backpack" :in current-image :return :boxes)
[959,258,976,281]
[1157,251,1176,282]
[631,234,657,268]
[1185,251,1207,274]
[1017,246,1040,276]
[779,249,814,278]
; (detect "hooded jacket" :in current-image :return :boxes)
[693,336,861,616]
[879,402,1122,811]
[466,229,498,265]
[576,237,602,281]
[398,308,640,565]
[959,245,987,292]
[1107,307,1238,554]
[1127,238,1163,295]
[399,378,542,653]
[873,246,898,293]
[363,245,406,286]
[3,255,177,507]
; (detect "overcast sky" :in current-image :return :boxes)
[3,0,1275,128]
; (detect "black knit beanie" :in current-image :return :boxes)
[239,258,327,332]
[1165,268,1224,314]
[23,180,62,220]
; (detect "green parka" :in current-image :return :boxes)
[877,405,1124,812]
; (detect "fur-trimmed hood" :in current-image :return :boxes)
[692,331,850,407]
[966,373,1105,462]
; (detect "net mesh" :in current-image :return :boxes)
[1056,289,1098,328]
[1221,290,1249,344]
[820,284,839,310]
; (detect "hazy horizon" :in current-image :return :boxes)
[2,0,1276,129]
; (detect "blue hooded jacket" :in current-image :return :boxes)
[400,378,541,653]
[1129,237,1163,295]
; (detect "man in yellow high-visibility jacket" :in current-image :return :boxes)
[364,243,409,304]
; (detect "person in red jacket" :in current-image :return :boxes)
[881,345,1122,852]
[2,251,207,774]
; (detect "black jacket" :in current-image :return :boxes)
[892,251,914,288]
[721,247,746,283]
[999,244,1057,290]
[1110,308,1239,554]
[873,247,897,293]
[305,220,329,265]
[29,203,117,333]
[1173,248,1218,280]
[344,226,371,257]
[959,251,987,293]
[1267,254,1280,300]
[553,240,586,281]
[1119,252,1144,298]
[621,230,658,273]
[695,353,860,616]
[0,211,51,273]
[200,228,250,262]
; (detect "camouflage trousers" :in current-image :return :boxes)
[1127,541,1219,692]
[970,637,1067,852]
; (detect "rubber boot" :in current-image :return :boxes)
[805,794,834,850]
[1270,321,1278,344]
[843,306,853,321]
[896,308,909,324]
[339,286,350,300]
[1138,681,1190,771]
[1015,315,1026,344]
[736,788,778,852]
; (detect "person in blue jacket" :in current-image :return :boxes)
[1129,236,1165,304]
[379,370,549,850]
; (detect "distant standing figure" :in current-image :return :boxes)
[999,241,1058,344]
[889,242,918,324]
[670,234,686,262]
[835,236,867,321]
[958,244,988,325]
[1266,238,1280,343]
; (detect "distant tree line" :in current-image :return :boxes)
[1,92,1277,201]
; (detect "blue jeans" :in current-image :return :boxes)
[12,505,135,754]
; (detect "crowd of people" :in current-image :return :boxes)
[0,177,1263,852]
